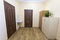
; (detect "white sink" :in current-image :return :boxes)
[16,20,23,24]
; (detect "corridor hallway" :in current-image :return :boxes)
[8,28,48,40]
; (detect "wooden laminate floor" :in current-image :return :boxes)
[8,27,48,40]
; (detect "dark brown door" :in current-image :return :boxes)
[4,1,16,38]
[24,10,33,27]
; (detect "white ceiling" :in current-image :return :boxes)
[19,0,46,2]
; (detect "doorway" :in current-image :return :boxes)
[24,9,33,27]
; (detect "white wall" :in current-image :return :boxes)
[0,0,7,40]
[45,0,60,40]
[17,2,45,27]
[45,0,60,17]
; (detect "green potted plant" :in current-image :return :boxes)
[45,11,53,17]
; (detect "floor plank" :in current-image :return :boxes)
[8,27,48,40]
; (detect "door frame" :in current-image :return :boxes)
[24,9,33,27]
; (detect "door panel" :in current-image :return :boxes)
[4,1,16,38]
[24,10,33,27]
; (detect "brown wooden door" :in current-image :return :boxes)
[4,1,16,38]
[24,10,33,27]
